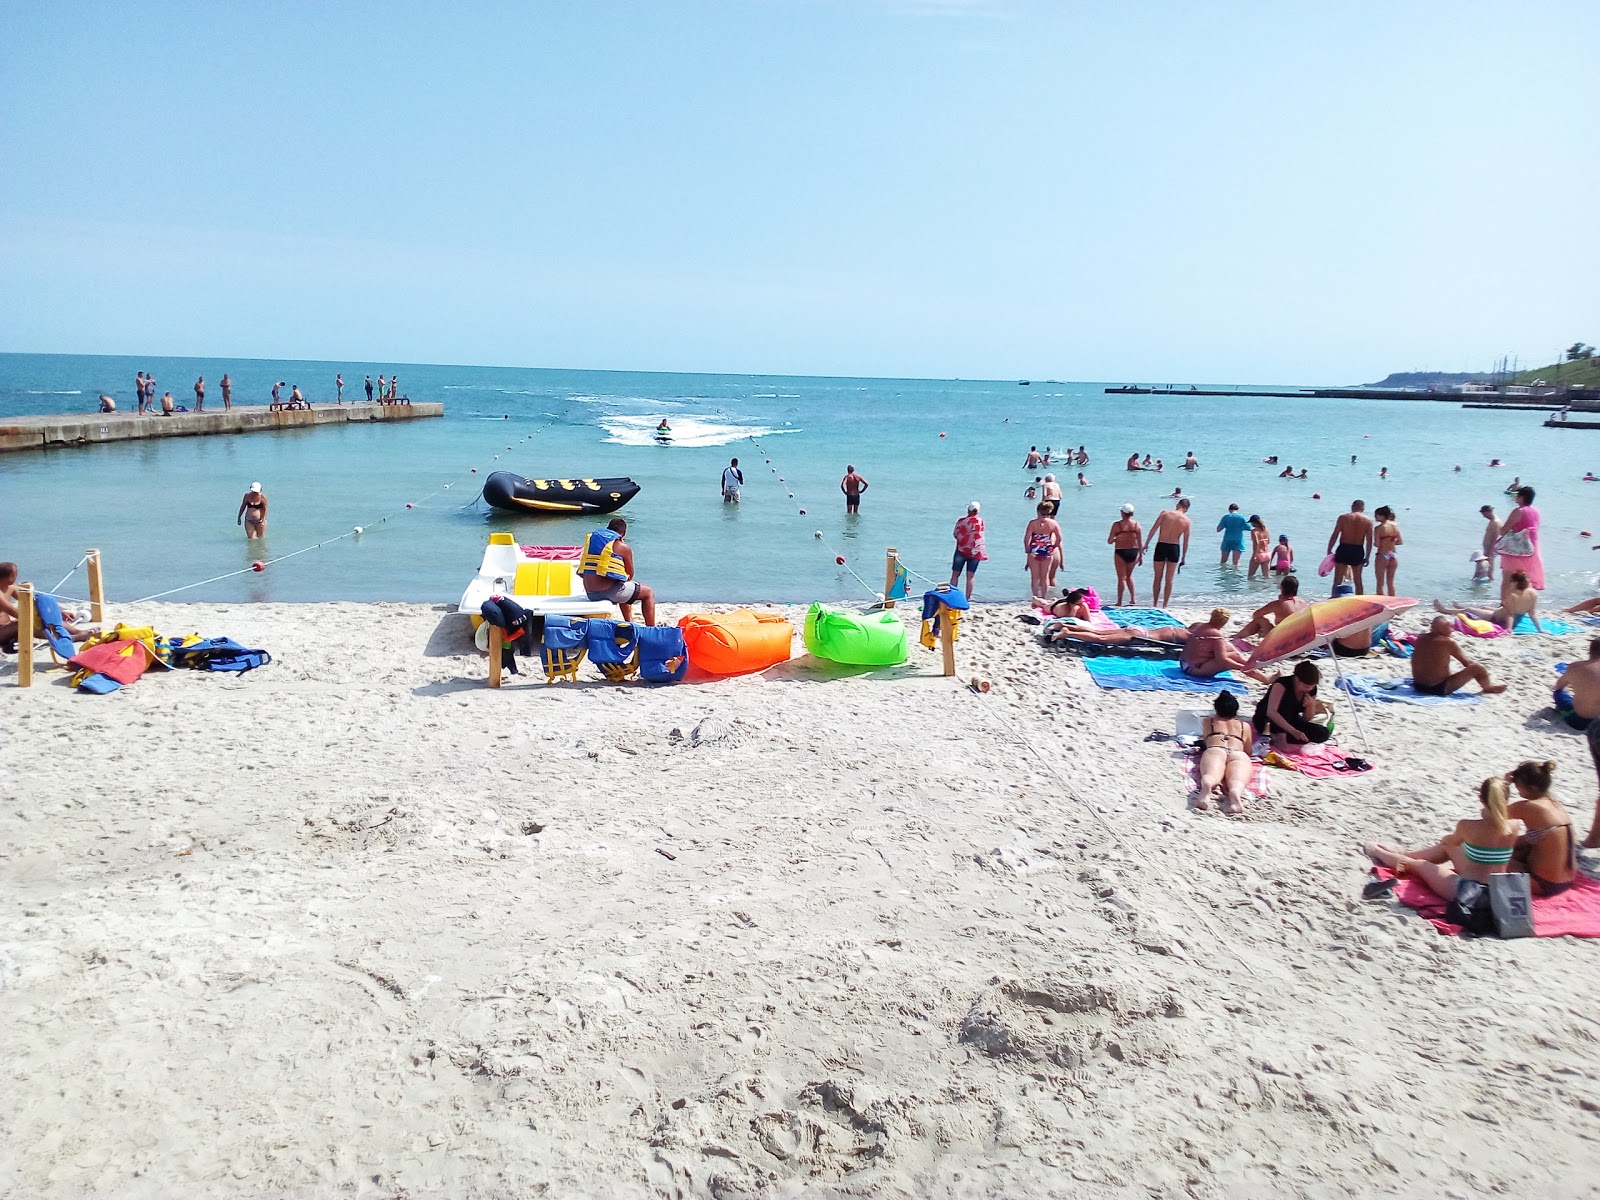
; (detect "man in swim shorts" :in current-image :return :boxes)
[1480,505,1502,581]
[1411,616,1505,696]
[1236,574,1307,641]
[1143,498,1191,607]
[1552,640,1600,847]
[0,561,92,651]
[579,517,657,625]
[220,372,232,411]
[1040,474,1062,517]
[1326,499,1374,593]
[721,457,743,503]
[841,465,868,513]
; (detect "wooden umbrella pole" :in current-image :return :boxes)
[17,582,35,688]
[86,549,104,623]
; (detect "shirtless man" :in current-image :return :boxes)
[271,381,284,410]
[1180,608,1266,681]
[237,482,268,539]
[220,372,232,411]
[1479,505,1502,580]
[1326,499,1374,593]
[336,373,344,404]
[840,465,868,513]
[289,384,307,409]
[193,376,205,412]
[1023,502,1063,601]
[1075,446,1089,466]
[1143,498,1191,607]
[1411,616,1505,695]
[1553,640,1600,847]
[1024,446,1043,469]
[1126,453,1141,472]
[1435,570,1542,632]
[0,561,91,650]
[1040,474,1062,517]
[1183,451,1199,470]
[1236,574,1307,640]
[1107,503,1142,606]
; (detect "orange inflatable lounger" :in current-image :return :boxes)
[678,610,794,675]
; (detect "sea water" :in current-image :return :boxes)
[2,353,1595,608]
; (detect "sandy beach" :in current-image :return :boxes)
[3,599,1599,1198]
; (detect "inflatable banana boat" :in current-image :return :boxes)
[481,471,640,515]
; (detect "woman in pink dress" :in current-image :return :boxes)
[1497,484,1544,600]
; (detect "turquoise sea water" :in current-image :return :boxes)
[2,353,1595,608]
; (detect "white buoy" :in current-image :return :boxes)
[814,530,823,539]
[353,526,363,534]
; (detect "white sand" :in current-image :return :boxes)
[3,600,1599,1198]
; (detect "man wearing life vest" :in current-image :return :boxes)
[579,517,657,625]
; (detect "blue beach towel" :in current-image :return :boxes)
[1104,607,1185,630]
[1335,675,1481,706]
[1082,657,1240,693]
[1515,614,1581,636]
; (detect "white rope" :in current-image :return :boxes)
[50,555,89,594]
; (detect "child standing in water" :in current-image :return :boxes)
[1374,505,1402,596]
[1271,534,1294,575]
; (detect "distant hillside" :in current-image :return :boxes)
[1514,357,1600,389]
[1364,370,1493,389]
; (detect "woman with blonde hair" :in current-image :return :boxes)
[1505,760,1577,896]
[1362,777,1525,905]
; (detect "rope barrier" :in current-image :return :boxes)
[723,413,881,603]
[50,554,89,595]
[119,406,574,606]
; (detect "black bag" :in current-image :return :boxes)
[480,598,544,675]
[1445,879,1496,936]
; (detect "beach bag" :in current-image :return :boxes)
[1489,872,1536,938]
[1493,530,1534,557]
[1445,879,1496,936]
[167,637,272,673]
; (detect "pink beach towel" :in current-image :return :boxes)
[1267,741,1376,779]
[1371,867,1600,938]
[1180,754,1270,800]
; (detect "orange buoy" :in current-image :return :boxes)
[251,560,265,572]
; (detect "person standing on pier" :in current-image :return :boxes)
[377,375,386,404]
[220,373,232,411]
[336,373,344,404]
[135,371,146,414]
[193,376,205,413]
[365,375,374,403]
[271,381,283,409]
[388,374,399,401]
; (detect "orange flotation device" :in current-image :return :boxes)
[678,610,794,675]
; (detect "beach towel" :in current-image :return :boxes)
[1335,675,1481,706]
[1370,868,1600,938]
[1082,657,1238,693]
[1454,615,1506,639]
[1264,741,1374,778]
[1515,614,1581,636]
[1104,607,1185,630]
[1047,633,1182,660]
[1180,753,1270,799]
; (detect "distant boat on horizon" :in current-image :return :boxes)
[1017,379,1031,386]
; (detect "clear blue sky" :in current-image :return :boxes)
[2,1,1595,382]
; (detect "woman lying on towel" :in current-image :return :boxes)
[1046,621,1189,646]
[1197,689,1256,815]
[1506,760,1577,897]
[1046,588,1093,621]
[1362,777,1524,902]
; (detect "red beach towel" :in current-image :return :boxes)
[1371,868,1600,938]
[68,639,157,685]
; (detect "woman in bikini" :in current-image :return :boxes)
[1106,504,1142,606]
[1505,760,1577,896]
[1246,514,1271,581]
[1196,688,1255,814]
[236,482,268,540]
[1373,505,1402,596]
[1362,777,1525,903]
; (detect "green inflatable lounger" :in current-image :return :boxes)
[803,603,908,666]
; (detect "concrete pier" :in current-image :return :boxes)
[0,402,443,453]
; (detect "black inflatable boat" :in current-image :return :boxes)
[481,471,641,515]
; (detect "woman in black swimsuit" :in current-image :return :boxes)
[1505,759,1577,896]
[1107,504,1142,606]
[1197,689,1254,814]
[237,483,268,540]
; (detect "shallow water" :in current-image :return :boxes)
[2,353,1595,607]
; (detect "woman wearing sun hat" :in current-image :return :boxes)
[1107,502,1142,606]
[237,482,268,540]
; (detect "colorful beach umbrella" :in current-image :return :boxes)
[1246,595,1417,667]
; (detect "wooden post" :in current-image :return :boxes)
[940,608,956,678]
[17,582,34,688]
[883,548,898,609]
[488,625,503,689]
[86,549,104,624]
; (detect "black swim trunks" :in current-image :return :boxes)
[1153,542,1181,564]
[1334,542,1366,567]
[1115,547,1139,563]
[1414,678,1451,696]
[1332,641,1368,658]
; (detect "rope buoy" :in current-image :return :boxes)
[251,560,265,572]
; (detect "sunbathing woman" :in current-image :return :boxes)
[1046,621,1189,646]
[1363,777,1524,903]
[1505,760,1577,896]
[1196,689,1255,815]
[1435,570,1542,632]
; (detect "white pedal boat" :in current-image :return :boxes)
[458,533,616,625]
